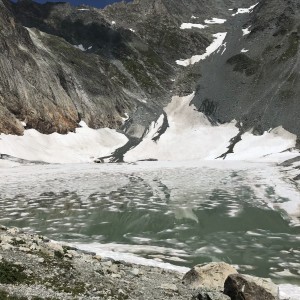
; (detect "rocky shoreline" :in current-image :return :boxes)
[0,225,284,300]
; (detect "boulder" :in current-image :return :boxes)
[183,262,238,290]
[224,274,279,300]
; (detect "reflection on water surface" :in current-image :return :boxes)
[0,162,299,285]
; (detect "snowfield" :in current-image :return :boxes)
[0,121,128,164]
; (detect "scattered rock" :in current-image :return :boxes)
[224,274,279,300]
[183,262,238,290]
[131,268,140,276]
[192,289,230,300]
[160,283,178,292]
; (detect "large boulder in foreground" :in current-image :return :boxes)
[183,262,238,290]
[191,288,230,300]
[224,274,279,300]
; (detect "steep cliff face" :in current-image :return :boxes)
[1,0,210,137]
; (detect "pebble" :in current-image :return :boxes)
[160,283,178,292]
[131,268,140,276]
[1,243,14,250]
[19,247,31,252]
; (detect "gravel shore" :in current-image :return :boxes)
[0,225,196,300]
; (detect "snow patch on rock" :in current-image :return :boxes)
[176,32,227,66]
[232,3,259,16]
[204,18,226,24]
[180,23,207,29]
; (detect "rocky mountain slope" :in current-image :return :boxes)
[0,0,299,152]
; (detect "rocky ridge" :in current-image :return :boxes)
[1,0,299,145]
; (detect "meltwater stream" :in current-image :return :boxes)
[0,161,299,289]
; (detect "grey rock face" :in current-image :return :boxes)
[0,0,299,146]
[224,274,280,300]
[183,262,238,290]
[0,0,209,136]
[192,0,300,137]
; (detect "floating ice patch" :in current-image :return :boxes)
[204,18,226,24]
[0,122,128,164]
[232,3,259,16]
[241,48,249,53]
[176,32,227,66]
[279,284,300,300]
[180,23,207,29]
[242,26,251,36]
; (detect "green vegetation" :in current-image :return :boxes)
[278,32,299,62]
[0,260,28,284]
[0,289,27,300]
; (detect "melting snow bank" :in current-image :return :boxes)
[74,242,190,274]
[0,122,128,164]
[125,93,298,163]
[176,32,227,66]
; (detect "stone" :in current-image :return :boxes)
[224,274,280,300]
[109,264,119,274]
[183,262,238,290]
[0,225,7,231]
[160,283,178,292]
[1,243,13,251]
[37,257,45,263]
[93,255,102,261]
[192,287,230,300]
[19,246,31,252]
[47,242,64,254]
[131,268,140,276]
[7,227,20,235]
[64,253,73,259]
[0,235,13,244]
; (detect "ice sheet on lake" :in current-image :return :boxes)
[176,32,227,66]
[0,122,128,164]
